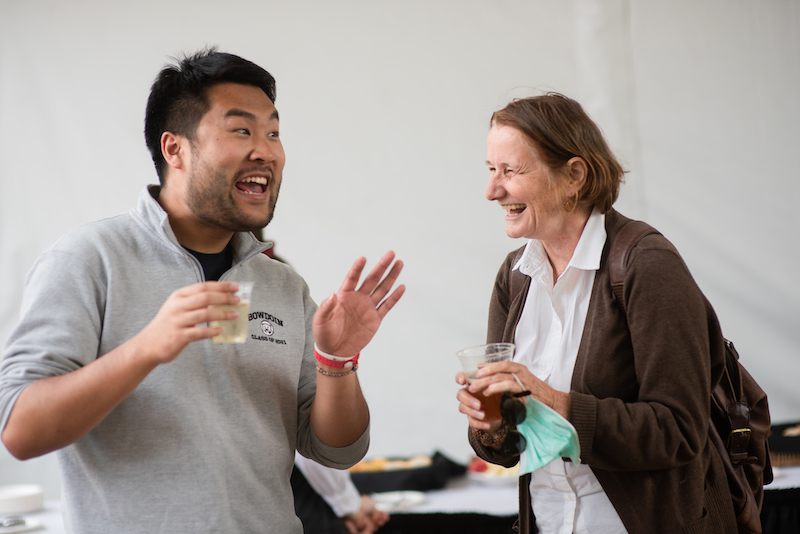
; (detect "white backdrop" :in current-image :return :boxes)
[1,0,798,498]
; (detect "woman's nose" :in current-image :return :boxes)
[485,173,502,201]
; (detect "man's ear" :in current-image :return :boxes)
[161,131,188,171]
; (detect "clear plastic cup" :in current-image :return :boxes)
[210,282,254,344]
[456,343,515,420]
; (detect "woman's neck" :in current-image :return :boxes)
[541,209,592,282]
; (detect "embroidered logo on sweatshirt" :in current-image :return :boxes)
[248,311,286,345]
[260,320,274,336]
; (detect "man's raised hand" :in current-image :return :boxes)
[313,251,405,357]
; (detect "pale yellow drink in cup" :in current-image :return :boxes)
[456,343,515,420]
[211,282,254,344]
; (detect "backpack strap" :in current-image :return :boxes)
[609,220,661,312]
[719,339,753,464]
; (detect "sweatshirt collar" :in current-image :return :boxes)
[135,185,272,264]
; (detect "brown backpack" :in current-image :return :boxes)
[610,220,773,534]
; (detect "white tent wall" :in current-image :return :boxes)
[1,0,797,499]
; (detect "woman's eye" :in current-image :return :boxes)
[235,128,250,135]
[268,131,280,138]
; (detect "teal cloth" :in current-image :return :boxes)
[517,396,581,475]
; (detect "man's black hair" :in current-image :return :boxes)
[144,47,277,183]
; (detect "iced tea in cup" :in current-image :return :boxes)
[210,282,254,344]
[456,343,515,420]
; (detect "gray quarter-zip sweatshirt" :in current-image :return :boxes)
[0,185,369,534]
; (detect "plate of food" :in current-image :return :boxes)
[349,455,433,473]
[466,457,519,485]
[370,490,426,512]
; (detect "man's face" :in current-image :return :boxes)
[183,82,285,233]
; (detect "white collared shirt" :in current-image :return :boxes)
[513,209,628,534]
[294,452,361,517]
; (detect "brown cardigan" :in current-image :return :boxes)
[470,209,737,534]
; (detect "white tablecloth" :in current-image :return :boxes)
[10,475,518,533]
[769,465,800,490]
[11,467,800,533]
[380,474,519,516]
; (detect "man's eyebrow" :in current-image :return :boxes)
[224,109,279,122]
[224,109,256,121]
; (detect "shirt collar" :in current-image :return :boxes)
[513,208,607,276]
[569,207,606,271]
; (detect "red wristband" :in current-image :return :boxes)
[314,347,359,369]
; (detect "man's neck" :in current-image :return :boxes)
[157,184,234,253]
[168,215,234,253]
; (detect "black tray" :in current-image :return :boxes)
[350,451,466,493]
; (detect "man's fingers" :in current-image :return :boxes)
[335,252,403,302]
[176,287,240,313]
[369,259,404,302]
[183,325,226,343]
[179,308,217,328]
[376,285,406,319]
[174,281,238,298]
[355,251,397,295]
[204,306,241,324]
[338,257,368,293]
[313,293,338,325]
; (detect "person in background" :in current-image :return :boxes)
[455,93,736,533]
[0,48,404,533]
[293,452,389,534]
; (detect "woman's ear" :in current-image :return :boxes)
[565,156,588,193]
[161,131,187,171]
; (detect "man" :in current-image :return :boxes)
[0,49,404,533]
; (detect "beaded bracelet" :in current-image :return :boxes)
[316,362,359,377]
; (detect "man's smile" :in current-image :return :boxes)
[236,175,269,195]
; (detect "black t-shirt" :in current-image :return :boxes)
[185,241,234,281]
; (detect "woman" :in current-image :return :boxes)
[456,93,736,533]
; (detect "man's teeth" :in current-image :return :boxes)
[241,177,267,185]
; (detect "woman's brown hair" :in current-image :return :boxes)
[490,93,625,214]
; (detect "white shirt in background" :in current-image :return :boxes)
[294,452,362,517]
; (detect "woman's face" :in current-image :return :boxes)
[485,125,566,241]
